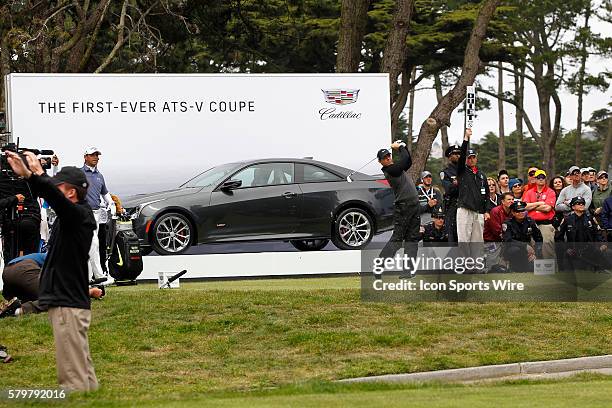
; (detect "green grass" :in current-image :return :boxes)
[1,277,611,406]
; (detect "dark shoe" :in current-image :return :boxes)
[0,298,21,318]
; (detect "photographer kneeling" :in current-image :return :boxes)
[4,151,98,391]
[1,252,104,318]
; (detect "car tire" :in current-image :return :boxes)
[332,208,374,250]
[290,239,330,251]
[151,213,193,255]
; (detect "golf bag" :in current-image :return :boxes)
[108,219,143,281]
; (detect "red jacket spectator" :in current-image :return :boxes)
[484,194,514,241]
[522,184,556,222]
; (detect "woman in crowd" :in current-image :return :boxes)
[486,177,501,212]
[550,175,567,229]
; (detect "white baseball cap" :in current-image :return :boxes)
[84,147,101,155]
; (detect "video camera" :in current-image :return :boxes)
[0,140,54,178]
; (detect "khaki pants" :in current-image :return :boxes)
[538,224,556,260]
[456,207,484,243]
[48,307,98,391]
[456,208,485,264]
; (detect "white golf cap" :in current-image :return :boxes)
[84,147,101,155]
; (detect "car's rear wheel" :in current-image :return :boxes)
[151,213,193,255]
[332,208,373,250]
[290,239,330,251]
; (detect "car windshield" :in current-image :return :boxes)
[180,163,238,188]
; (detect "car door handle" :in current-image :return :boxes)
[282,192,297,199]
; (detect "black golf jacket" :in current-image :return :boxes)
[29,174,96,310]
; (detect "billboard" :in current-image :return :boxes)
[5,73,391,195]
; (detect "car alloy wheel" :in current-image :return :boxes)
[332,208,373,250]
[152,213,193,255]
[290,239,330,251]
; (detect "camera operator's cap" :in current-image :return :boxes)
[421,170,432,179]
[444,144,461,157]
[510,201,527,212]
[534,169,547,178]
[51,166,88,189]
[568,165,580,174]
[377,148,391,160]
[570,196,586,207]
[597,170,608,179]
[466,148,477,157]
[508,178,522,189]
[84,147,101,155]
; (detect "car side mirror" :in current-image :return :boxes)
[220,179,242,190]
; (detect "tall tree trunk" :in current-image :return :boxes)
[409,0,501,180]
[497,61,506,169]
[406,66,417,150]
[380,0,415,138]
[575,4,591,164]
[601,117,612,171]
[336,0,370,73]
[0,34,10,113]
[434,73,449,154]
[514,64,525,178]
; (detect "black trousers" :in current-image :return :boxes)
[379,201,420,261]
[445,204,458,242]
[502,244,532,272]
[98,222,108,273]
[2,216,40,259]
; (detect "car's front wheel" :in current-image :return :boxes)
[332,208,373,250]
[290,239,330,251]
[151,213,193,255]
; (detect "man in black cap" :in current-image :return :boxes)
[502,201,543,272]
[5,151,98,391]
[377,141,420,277]
[421,206,448,243]
[555,196,609,271]
[440,143,461,241]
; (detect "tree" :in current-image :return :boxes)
[0,1,183,110]
[336,0,371,72]
[564,1,611,163]
[409,0,502,181]
[434,73,449,154]
[480,0,590,176]
[497,61,505,169]
[380,0,416,136]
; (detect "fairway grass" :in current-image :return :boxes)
[1,277,611,406]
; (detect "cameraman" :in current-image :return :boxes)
[5,151,98,391]
[0,170,41,258]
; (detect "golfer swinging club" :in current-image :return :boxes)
[376,141,420,278]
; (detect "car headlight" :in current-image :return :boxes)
[128,199,166,220]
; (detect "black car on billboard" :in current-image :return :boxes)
[123,158,394,255]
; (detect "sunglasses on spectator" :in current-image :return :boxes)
[598,175,608,179]
[571,171,580,175]
[528,170,537,176]
[535,175,546,180]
